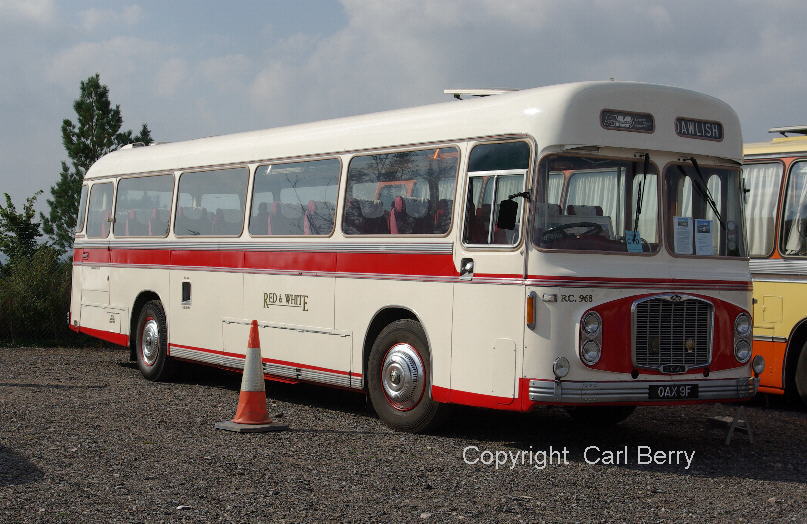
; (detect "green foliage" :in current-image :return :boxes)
[0,246,79,345]
[41,73,154,254]
[0,191,42,260]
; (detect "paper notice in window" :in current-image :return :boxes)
[624,230,643,253]
[674,216,693,254]
[695,219,714,256]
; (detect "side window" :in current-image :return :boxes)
[86,182,114,238]
[462,141,530,246]
[343,147,459,235]
[249,158,340,236]
[742,162,783,257]
[781,161,807,256]
[175,168,248,236]
[114,174,174,237]
[76,184,88,233]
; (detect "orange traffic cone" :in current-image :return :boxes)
[215,320,288,433]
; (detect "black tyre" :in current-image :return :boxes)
[565,405,636,426]
[134,300,173,381]
[367,319,446,433]
[790,342,807,407]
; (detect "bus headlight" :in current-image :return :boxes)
[553,356,570,378]
[752,355,765,376]
[581,341,601,365]
[579,309,603,366]
[733,312,752,364]
[581,311,601,335]
[734,313,751,337]
[734,339,752,363]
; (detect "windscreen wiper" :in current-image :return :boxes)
[678,158,726,231]
[632,153,650,233]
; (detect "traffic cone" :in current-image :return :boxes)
[215,320,288,433]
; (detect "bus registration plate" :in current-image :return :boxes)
[648,384,699,400]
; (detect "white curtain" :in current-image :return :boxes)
[784,162,807,255]
[743,163,783,256]
[547,172,563,203]
[566,168,625,233]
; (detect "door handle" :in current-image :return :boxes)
[81,251,89,260]
[460,257,474,280]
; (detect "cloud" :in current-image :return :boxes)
[79,5,142,32]
[0,0,55,24]
[8,0,807,216]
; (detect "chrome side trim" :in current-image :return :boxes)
[523,278,750,291]
[528,377,758,403]
[73,239,454,255]
[745,151,807,160]
[170,345,243,370]
[262,362,353,389]
[168,344,360,389]
[749,258,807,276]
[753,335,788,343]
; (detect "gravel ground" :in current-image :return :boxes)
[1,346,805,523]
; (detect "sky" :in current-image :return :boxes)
[2,0,807,214]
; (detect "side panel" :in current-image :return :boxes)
[168,268,244,355]
[751,279,807,392]
[108,265,171,337]
[334,272,454,392]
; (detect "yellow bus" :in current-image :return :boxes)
[744,126,807,404]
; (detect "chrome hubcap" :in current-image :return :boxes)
[141,319,160,366]
[381,343,425,411]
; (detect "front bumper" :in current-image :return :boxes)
[529,377,758,404]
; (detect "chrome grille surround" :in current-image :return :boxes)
[631,294,713,373]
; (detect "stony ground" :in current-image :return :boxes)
[0,346,805,523]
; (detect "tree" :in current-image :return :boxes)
[0,191,42,262]
[41,74,153,253]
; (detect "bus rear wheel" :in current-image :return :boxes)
[367,319,445,433]
[565,405,636,426]
[135,300,173,381]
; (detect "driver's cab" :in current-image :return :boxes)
[529,154,659,253]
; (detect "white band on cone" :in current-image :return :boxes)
[240,346,265,392]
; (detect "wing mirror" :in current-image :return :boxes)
[496,191,530,230]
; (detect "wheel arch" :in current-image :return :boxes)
[783,317,807,393]
[129,290,164,360]
[362,306,427,390]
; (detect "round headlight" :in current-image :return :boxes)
[752,354,766,375]
[734,339,752,363]
[581,340,601,365]
[735,313,752,337]
[553,356,570,378]
[581,311,602,336]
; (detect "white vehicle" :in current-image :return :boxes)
[70,82,763,432]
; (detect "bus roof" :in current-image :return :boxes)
[85,81,742,179]
[745,131,807,159]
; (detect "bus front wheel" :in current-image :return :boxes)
[367,319,445,433]
[791,342,807,406]
[135,300,173,381]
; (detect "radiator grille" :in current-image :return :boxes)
[633,295,712,370]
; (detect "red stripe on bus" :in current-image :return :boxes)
[72,247,751,289]
[245,251,337,272]
[431,382,528,412]
[110,248,171,265]
[336,252,456,277]
[527,274,751,288]
[76,326,129,347]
